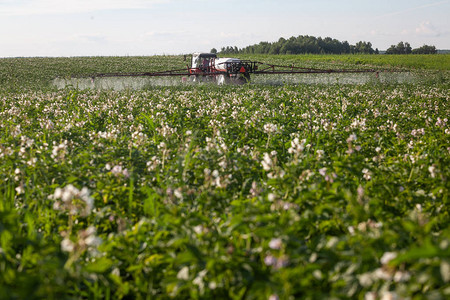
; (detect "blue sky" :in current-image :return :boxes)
[0,0,449,57]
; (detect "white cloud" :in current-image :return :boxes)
[0,0,169,16]
[415,21,440,36]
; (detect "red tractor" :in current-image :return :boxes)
[188,52,254,84]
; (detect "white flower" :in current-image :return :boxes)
[288,138,305,154]
[208,281,217,290]
[316,149,324,159]
[393,270,411,282]
[428,165,437,178]
[269,238,282,250]
[263,123,278,134]
[15,185,25,195]
[362,168,372,180]
[348,226,355,235]
[61,238,75,252]
[380,251,397,265]
[52,185,94,216]
[52,187,62,199]
[312,270,323,280]
[62,185,75,202]
[111,267,120,277]
[380,291,398,300]
[358,273,374,287]
[85,235,102,247]
[261,153,273,171]
[174,189,183,199]
[364,292,377,300]
[373,268,392,281]
[269,294,279,300]
[177,266,189,280]
[193,225,203,234]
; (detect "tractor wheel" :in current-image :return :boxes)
[235,73,250,85]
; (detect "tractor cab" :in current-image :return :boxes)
[191,53,217,71]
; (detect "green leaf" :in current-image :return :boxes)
[85,257,114,273]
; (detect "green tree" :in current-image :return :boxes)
[405,42,412,54]
[385,41,413,54]
[412,45,437,54]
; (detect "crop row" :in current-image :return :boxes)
[0,83,449,298]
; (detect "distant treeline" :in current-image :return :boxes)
[213,35,438,55]
[385,42,437,54]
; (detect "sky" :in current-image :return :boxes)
[0,0,449,57]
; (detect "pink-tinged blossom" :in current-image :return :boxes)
[264,255,277,266]
[435,117,447,127]
[411,128,425,137]
[111,165,130,178]
[269,238,282,250]
[319,167,327,177]
[347,134,357,143]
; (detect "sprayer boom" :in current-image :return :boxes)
[68,52,385,85]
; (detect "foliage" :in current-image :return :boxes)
[220,35,376,55]
[412,45,438,55]
[386,42,413,55]
[0,56,449,299]
[386,42,438,55]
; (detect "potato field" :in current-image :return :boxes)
[0,55,449,299]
